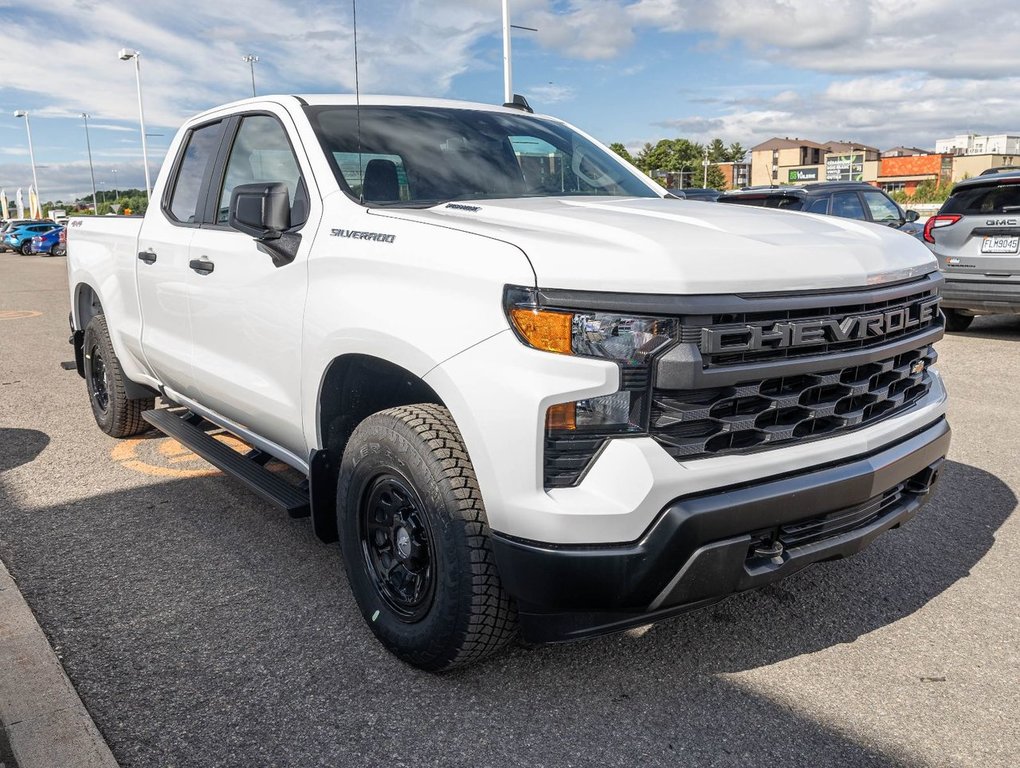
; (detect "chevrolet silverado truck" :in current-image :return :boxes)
[67,95,951,670]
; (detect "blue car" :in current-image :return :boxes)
[29,225,66,256]
[4,222,61,255]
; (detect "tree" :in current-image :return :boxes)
[708,139,728,163]
[706,164,727,190]
[727,142,747,163]
[609,142,636,167]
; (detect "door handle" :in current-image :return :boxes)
[189,258,215,275]
[137,250,157,264]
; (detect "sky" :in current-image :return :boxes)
[0,0,1017,202]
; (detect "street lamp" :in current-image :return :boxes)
[13,110,41,215]
[118,48,152,200]
[81,113,99,215]
[242,54,259,98]
[111,168,118,198]
[500,1,537,104]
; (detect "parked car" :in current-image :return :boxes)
[29,225,66,256]
[718,182,922,235]
[667,187,721,201]
[0,218,52,251]
[3,222,60,255]
[922,170,1020,331]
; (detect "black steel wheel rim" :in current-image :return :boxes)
[359,473,436,622]
[88,343,110,413]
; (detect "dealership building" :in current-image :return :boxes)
[745,134,1020,195]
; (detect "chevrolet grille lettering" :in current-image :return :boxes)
[701,297,941,354]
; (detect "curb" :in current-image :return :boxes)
[0,560,118,768]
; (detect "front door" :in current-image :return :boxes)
[185,110,316,457]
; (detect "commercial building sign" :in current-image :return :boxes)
[826,154,864,182]
[788,167,819,182]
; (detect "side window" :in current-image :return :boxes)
[862,190,903,223]
[806,197,829,214]
[218,115,307,227]
[831,191,866,220]
[167,121,223,224]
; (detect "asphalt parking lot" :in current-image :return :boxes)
[1,250,1018,767]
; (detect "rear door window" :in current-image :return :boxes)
[831,191,866,220]
[806,197,829,214]
[166,121,224,224]
[942,183,1020,215]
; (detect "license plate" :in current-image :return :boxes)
[981,235,1020,253]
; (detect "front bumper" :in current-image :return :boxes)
[492,417,950,643]
[942,277,1020,314]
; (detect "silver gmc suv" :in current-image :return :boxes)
[924,170,1020,331]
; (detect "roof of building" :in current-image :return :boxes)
[822,140,881,154]
[750,137,828,152]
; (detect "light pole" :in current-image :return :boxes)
[242,54,259,97]
[81,113,99,215]
[118,48,151,200]
[13,110,41,215]
[500,1,537,104]
[111,169,119,199]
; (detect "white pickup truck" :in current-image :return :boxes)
[67,95,950,670]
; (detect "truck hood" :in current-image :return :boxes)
[370,196,937,294]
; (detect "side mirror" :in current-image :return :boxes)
[905,209,920,222]
[229,182,290,241]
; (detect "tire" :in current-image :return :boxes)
[83,314,154,437]
[51,243,66,257]
[20,241,32,255]
[943,309,974,333]
[337,404,517,671]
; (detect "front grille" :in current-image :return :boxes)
[683,283,940,367]
[651,345,936,461]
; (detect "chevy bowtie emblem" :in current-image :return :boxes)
[910,359,926,375]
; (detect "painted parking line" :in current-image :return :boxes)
[0,310,42,320]
[111,433,251,479]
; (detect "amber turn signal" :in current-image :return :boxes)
[509,308,573,354]
[545,402,577,431]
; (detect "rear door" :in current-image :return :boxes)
[933,180,1020,280]
[136,118,227,400]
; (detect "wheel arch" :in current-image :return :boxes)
[309,353,446,542]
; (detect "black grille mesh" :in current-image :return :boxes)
[651,345,936,460]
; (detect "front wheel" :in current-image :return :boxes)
[20,241,32,255]
[943,309,974,333]
[83,314,154,437]
[51,243,66,257]
[337,404,518,671]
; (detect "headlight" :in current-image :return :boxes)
[504,286,677,366]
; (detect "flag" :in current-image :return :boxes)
[15,188,24,219]
[29,186,40,219]
[0,190,8,220]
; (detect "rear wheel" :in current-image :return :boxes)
[943,309,974,332]
[337,404,517,671]
[83,314,154,437]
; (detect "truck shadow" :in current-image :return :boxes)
[0,457,1011,766]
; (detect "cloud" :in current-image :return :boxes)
[527,83,576,104]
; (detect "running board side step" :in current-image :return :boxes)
[142,408,310,518]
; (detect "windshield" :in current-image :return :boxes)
[305,106,658,207]
[942,182,1020,215]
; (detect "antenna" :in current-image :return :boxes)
[352,0,364,204]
